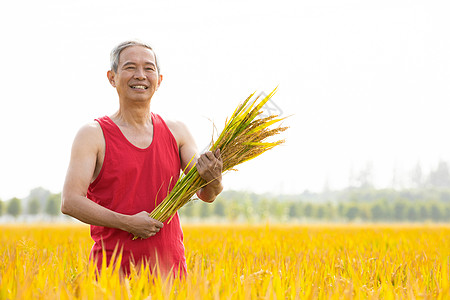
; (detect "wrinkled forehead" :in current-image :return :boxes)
[118,45,156,66]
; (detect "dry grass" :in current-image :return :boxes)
[1,223,449,299]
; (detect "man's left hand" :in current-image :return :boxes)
[196,149,223,184]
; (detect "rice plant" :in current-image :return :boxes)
[150,88,288,223]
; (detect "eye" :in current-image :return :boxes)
[145,67,155,71]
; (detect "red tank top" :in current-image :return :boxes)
[87,113,186,276]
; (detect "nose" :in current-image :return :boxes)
[134,67,146,80]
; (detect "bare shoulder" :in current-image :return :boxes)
[72,121,104,151]
[164,118,189,133]
[75,121,103,140]
[161,117,199,169]
[162,118,192,146]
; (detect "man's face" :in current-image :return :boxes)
[108,46,162,103]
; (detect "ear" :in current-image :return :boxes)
[107,70,116,87]
[156,74,163,90]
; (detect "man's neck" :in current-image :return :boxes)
[112,100,152,128]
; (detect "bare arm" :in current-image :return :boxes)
[167,120,223,203]
[61,123,162,239]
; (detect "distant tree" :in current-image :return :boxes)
[444,206,450,221]
[428,160,450,188]
[213,198,225,217]
[28,187,51,200]
[393,201,407,221]
[406,206,418,222]
[322,178,332,202]
[257,198,270,221]
[439,190,450,202]
[0,199,3,216]
[225,200,240,222]
[45,194,61,218]
[315,205,325,219]
[303,203,313,218]
[7,197,22,218]
[337,203,345,218]
[288,202,298,218]
[382,200,393,220]
[179,201,195,218]
[28,187,51,210]
[430,203,442,222]
[410,162,423,189]
[323,202,336,220]
[272,202,286,222]
[242,199,255,222]
[358,206,370,221]
[356,162,374,188]
[370,202,385,221]
[199,201,213,218]
[28,197,40,215]
[418,204,429,221]
[345,205,359,221]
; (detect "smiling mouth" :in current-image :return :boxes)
[130,85,148,90]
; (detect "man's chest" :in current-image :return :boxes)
[118,125,154,149]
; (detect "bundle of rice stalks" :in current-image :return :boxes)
[149,87,288,223]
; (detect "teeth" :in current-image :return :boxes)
[131,85,147,89]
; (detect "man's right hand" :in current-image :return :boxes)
[125,211,164,239]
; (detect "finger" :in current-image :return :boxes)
[203,153,220,169]
[211,155,222,170]
[214,148,222,160]
[148,216,163,225]
[204,151,216,161]
[196,158,205,170]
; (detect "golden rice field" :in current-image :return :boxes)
[1,224,449,299]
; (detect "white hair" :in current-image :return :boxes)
[110,40,160,74]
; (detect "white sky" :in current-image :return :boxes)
[1,0,449,199]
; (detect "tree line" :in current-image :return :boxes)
[0,188,61,220]
[1,186,450,223]
[178,190,450,223]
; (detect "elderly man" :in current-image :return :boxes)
[61,40,223,276]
